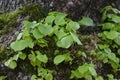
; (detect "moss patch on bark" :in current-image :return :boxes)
[0,3,46,60]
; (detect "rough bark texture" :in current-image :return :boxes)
[0,0,120,20]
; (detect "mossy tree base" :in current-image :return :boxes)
[0,3,46,61]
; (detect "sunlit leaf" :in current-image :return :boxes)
[64,53,73,62]
[54,28,68,39]
[70,32,82,45]
[54,55,65,65]
[102,23,115,30]
[33,27,43,39]
[23,20,37,28]
[45,73,53,80]
[5,60,17,69]
[95,76,104,80]
[22,27,30,37]
[10,40,27,51]
[55,13,67,25]
[66,21,80,31]
[36,51,48,63]
[24,37,34,48]
[38,23,53,35]
[45,15,55,24]
[104,31,118,40]
[31,75,37,80]
[107,14,120,23]
[89,67,97,76]
[57,35,73,48]
[19,52,26,60]
[17,33,22,40]
[0,76,6,80]
[79,17,94,26]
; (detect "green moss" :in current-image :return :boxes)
[0,3,46,60]
[0,3,46,35]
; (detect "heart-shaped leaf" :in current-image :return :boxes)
[38,23,53,35]
[57,35,73,48]
[79,17,94,26]
[66,21,80,31]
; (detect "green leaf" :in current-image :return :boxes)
[38,23,53,35]
[24,37,34,48]
[102,23,115,30]
[5,60,17,69]
[28,52,36,63]
[89,67,97,76]
[31,75,37,80]
[107,74,115,80]
[101,11,107,22]
[70,70,81,79]
[36,51,48,63]
[19,52,26,60]
[22,28,30,37]
[48,11,59,16]
[95,76,104,80]
[54,55,65,65]
[66,21,80,31]
[104,31,118,40]
[114,36,120,45]
[107,14,120,23]
[9,61,17,69]
[108,53,118,63]
[57,35,73,48]
[104,48,111,53]
[77,51,86,58]
[45,73,53,80]
[0,76,6,80]
[64,53,73,62]
[98,44,109,50]
[79,17,94,26]
[45,15,55,24]
[37,39,48,47]
[23,20,37,28]
[85,75,93,80]
[100,6,112,21]
[70,32,82,45]
[55,13,67,25]
[54,28,69,40]
[10,40,27,51]
[78,64,89,74]
[117,49,120,55]
[33,28,43,39]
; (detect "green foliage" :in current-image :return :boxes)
[97,6,120,73]
[54,53,72,65]
[4,52,26,69]
[70,63,97,80]
[10,11,81,51]
[3,6,120,80]
[78,17,94,26]
[5,11,82,80]
[96,45,119,72]
[31,67,53,80]
[0,76,6,80]
[107,74,117,80]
